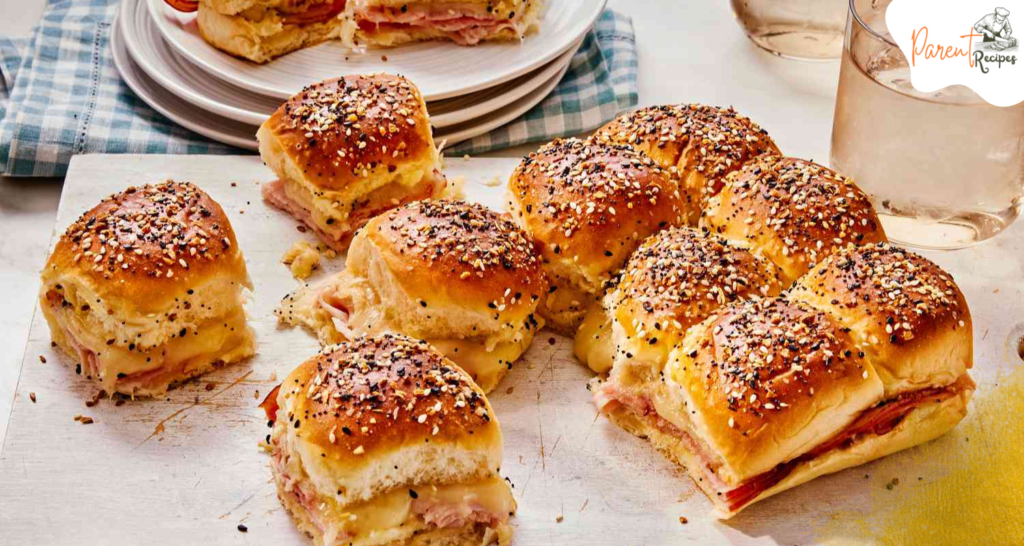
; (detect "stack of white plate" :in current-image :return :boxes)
[111,0,607,150]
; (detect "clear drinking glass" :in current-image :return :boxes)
[730,0,847,60]
[830,0,1024,249]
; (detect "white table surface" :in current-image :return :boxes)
[0,0,846,457]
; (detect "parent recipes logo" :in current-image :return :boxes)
[887,0,1024,106]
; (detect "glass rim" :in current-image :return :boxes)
[849,0,898,47]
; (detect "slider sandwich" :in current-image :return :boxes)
[264,333,516,546]
[702,155,887,284]
[194,0,351,64]
[348,0,542,48]
[259,74,446,252]
[594,244,974,517]
[39,181,255,396]
[507,137,691,334]
[171,0,542,63]
[595,104,780,223]
[574,226,784,375]
[276,199,546,393]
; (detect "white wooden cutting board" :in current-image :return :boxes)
[1,155,1022,545]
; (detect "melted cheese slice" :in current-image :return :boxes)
[574,304,614,374]
[281,163,437,238]
[312,477,516,546]
[50,303,251,381]
[429,337,529,392]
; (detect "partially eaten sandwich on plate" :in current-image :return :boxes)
[169,0,543,63]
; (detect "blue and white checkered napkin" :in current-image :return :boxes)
[0,0,638,177]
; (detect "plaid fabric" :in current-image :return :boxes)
[0,0,236,177]
[0,2,637,178]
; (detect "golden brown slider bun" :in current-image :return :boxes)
[276,200,546,392]
[259,74,445,251]
[39,181,255,396]
[595,104,780,221]
[196,0,348,64]
[575,227,784,375]
[507,137,690,333]
[267,334,515,546]
[702,155,887,285]
[665,297,883,485]
[788,243,973,397]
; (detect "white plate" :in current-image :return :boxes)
[147,0,606,101]
[427,44,577,128]
[111,11,260,150]
[438,58,570,147]
[114,7,569,150]
[122,0,579,128]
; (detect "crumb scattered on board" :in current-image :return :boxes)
[29,392,36,403]
[38,355,46,364]
[443,176,467,199]
[85,390,105,408]
[281,241,321,280]
[74,415,94,424]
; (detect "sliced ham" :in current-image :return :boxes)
[356,2,499,23]
[355,2,524,45]
[262,170,446,252]
[722,385,958,511]
[45,291,100,378]
[318,289,357,339]
[596,379,962,513]
[281,0,347,25]
[261,180,347,251]
[412,498,504,529]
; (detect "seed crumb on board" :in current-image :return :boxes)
[74,415,94,424]
[254,389,260,400]
[85,390,105,407]
[678,516,688,524]
[205,383,216,391]
[39,355,46,364]
[506,386,514,395]
[29,392,36,403]
[556,515,564,523]
[237,524,248,533]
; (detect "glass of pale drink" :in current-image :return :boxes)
[831,0,1024,249]
[730,0,847,60]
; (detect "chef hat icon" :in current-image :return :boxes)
[996,7,1010,17]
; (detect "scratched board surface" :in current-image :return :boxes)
[1,155,1022,545]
